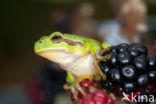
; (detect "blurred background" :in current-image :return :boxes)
[1,0,156,104]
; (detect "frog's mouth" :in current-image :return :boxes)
[36,49,80,70]
[37,49,68,61]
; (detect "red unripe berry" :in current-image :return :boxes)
[93,96,107,104]
[76,90,114,104]
[106,97,115,104]
[80,79,93,88]
[94,90,108,100]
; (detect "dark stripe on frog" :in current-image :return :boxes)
[63,38,83,46]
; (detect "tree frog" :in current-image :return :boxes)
[34,32,112,99]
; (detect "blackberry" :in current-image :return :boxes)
[99,42,156,96]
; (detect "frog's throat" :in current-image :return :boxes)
[37,49,96,77]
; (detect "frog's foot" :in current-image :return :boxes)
[75,82,86,96]
[64,83,79,102]
[63,82,87,96]
[65,72,91,101]
[64,72,79,101]
[63,82,86,102]
[70,85,79,102]
[75,75,95,96]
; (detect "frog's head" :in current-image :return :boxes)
[34,32,87,64]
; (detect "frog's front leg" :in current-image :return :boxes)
[64,83,79,102]
[94,62,106,80]
[95,42,113,80]
[95,52,111,81]
[64,71,87,102]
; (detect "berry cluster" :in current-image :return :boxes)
[77,90,114,104]
[70,79,114,104]
[100,43,156,95]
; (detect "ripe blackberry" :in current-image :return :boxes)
[99,42,156,97]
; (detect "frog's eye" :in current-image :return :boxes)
[51,35,62,43]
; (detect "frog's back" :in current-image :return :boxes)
[63,33,101,55]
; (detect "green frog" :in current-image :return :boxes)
[34,32,112,100]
